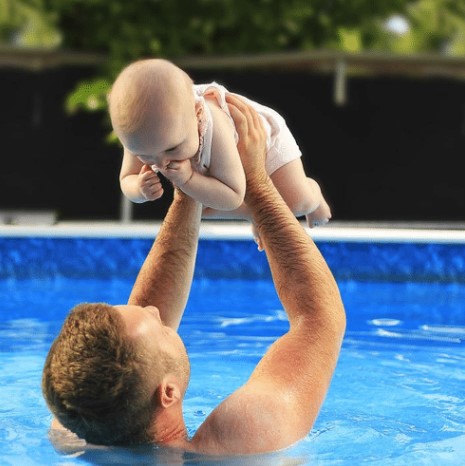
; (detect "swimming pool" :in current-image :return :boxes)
[1,223,464,465]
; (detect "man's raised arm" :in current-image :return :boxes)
[192,96,346,455]
[227,97,345,332]
[128,189,202,330]
[234,92,345,442]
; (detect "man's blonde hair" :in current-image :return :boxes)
[42,303,155,445]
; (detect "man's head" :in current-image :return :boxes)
[108,59,203,170]
[42,302,190,445]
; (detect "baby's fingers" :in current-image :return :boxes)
[141,177,164,200]
[140,169,160,182]
[140,164,154,174]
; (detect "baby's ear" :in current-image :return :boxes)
[195,101,204,122]
[195,99,203,114]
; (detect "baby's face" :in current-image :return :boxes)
[122,100,200,170]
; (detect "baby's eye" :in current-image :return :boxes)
[166,146,179,153]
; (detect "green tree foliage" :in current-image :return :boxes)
[402,0,465,54]
[44,0,414,70]
[5,0,465,113]
[38,0,415,112]
[0,0,59,47]
[369,0,465,55]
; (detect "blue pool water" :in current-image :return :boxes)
[0,235,464,465]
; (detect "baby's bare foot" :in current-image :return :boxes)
[252,223,264,252]
[306,198,332,228]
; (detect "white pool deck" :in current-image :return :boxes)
[1,220,465,244]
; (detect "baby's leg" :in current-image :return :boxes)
[270,159,332,227]
[202,204,263,250]
[203,158,331,250]
[202,204,250,220]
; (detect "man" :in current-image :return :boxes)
[42,95,346,455]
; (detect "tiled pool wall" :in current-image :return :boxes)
[1,237,464,283]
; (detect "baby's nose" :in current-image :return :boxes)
[154,157,171,169]
[137,154,156,165]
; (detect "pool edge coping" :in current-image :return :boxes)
[1,221,465,244]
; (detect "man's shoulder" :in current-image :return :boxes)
[190,383,286,455]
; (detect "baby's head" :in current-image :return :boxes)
[109,59,202,166]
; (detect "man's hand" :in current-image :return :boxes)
[225,94,267,187]
[226,94,270,250]
[137,164,164,201]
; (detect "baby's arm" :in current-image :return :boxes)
[160,103,246,211]
[120,149,164,203]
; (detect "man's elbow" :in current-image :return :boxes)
[337,305,347,341]
[331,301,346,344]
[303,300,346,343]
[321,287,346,341]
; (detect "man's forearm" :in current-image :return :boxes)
[225,91,344,331]
[246,177,343,325]
[128,190,202,329]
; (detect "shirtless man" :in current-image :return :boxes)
[42,95,346,455]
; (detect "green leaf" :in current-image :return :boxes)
[66,78,111,114]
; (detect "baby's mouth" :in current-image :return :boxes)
[151,162,174,172]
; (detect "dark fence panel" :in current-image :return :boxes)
[1,65,464,222]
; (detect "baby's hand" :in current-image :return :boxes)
[159,159,193,187]
[138,164,164,201]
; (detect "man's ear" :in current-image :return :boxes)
[157,380,182,409]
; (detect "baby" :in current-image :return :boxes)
[109,58,331,228]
